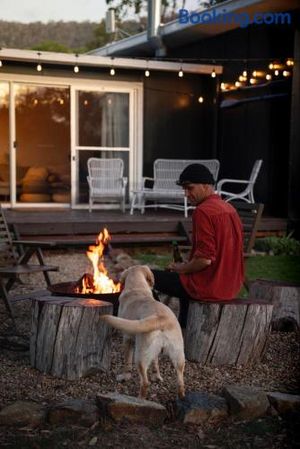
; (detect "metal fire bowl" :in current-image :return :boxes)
[48,281,120,315]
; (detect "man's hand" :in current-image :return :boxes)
[167,262,186,273]
[167,257,211,274]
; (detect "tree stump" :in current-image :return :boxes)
[184,298,273,366]
[249,279,300,331]
[30,296,113,380]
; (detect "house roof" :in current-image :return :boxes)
[89,0,299,57]
[0,47,222,75]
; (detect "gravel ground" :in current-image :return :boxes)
[0,250,299,448]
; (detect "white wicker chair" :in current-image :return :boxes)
[87,158,128,212]
[217,159,263,203]
[130,159,220,218]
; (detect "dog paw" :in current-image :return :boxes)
[116,372,132,382]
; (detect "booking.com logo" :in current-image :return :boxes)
[178,9,292,28]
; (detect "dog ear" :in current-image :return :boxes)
[143,265,155,288]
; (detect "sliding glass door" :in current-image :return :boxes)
[72,88,132,208]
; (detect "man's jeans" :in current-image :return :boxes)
[152,269,193,328]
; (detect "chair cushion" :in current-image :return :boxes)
[19,193,51,202]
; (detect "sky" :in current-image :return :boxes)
[0,0,199,23]
[0,0,107,23]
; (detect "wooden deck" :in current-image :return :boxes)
[4,208,287,246]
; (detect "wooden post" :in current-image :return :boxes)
[30,296,113,380]
[184,298,273,366]
[249,279,300,331]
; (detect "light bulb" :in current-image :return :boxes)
[274,69,279,76]
[74,65,79,73]
[242,70,247,77]
[286,59,294,67]
[220,82,226,91]
[235,81,241,87]
[36,63,42,72]
[266,74,272,81]
[211,69,216,78]
[145,69,150,77]
[283,70,291,77]
[198,96,204,103]
[110,67,115,76]
[178,69,183,78]
[0,60,2,67]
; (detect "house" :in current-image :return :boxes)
[0,49,221,210]
[0,0,299,236]
[90,0,300,235]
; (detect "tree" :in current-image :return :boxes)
[105,0,187,21]
[105,0,227,21]
[31,40,72,53]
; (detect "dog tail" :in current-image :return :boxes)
[100,314,167,334]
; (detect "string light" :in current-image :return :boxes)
[36,52,42,72]
[110,57,115,76]
[211,68,216,78]
[274,69,279,76]
[178,64,184,77]
[198,96,204,103]
[0,60,2,67]
[286,58,294,66]
[73,54,79,73]
[235,81,241,88]
[252,70,265,78]
[242,70,247,77]
[145,60,150,77]
[283,70,291,77]
[266,74,272,81]
[249,78,258,85]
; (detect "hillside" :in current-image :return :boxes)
[0,21,99,52]
[0,19,145,53]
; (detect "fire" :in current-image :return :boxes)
[76,228,121,294]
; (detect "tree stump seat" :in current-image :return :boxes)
[30,295,112,380]
[249,279,300,331]
[184,297,273,366]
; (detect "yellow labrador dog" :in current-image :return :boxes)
[100,265,185,399]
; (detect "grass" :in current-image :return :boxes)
[134,252,300,284]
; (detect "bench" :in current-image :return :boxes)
[130,159,220,218]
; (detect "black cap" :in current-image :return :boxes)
[176,164,215,186]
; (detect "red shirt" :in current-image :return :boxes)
[180,194,244,300]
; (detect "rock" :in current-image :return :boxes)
[223,384,269,420]
[0,401,46,428]
[176,391,228,424]
[96,392,167,425]
[47,399,99,427]
[267,392,300,414]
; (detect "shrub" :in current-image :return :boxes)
[255,232,300,256]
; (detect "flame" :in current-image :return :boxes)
[76,228,121,294]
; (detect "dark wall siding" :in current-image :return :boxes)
[142,72,216,177]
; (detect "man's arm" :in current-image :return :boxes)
[167,257,211,274]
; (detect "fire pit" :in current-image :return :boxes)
[49,280,120,315]
[48,228,121,315]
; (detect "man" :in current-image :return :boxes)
[152,163,245,328]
